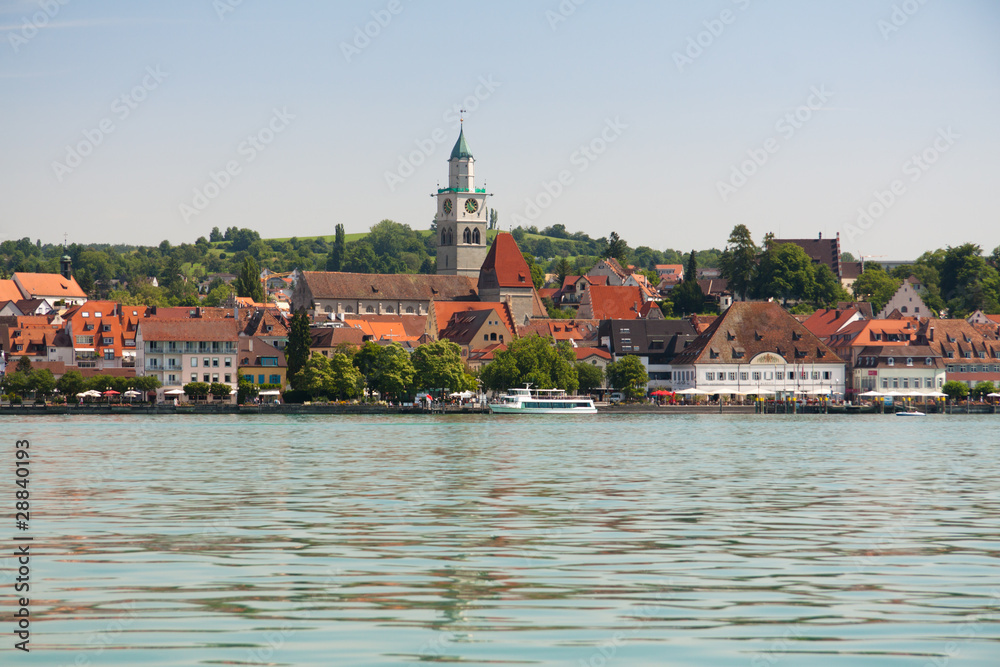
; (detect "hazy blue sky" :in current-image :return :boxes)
[1,0,998,259]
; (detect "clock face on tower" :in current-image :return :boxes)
[443,199,453,215]
[465,199,479,214]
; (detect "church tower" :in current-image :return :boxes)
[435,125,489,277]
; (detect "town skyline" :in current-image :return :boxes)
[2,1,998,259]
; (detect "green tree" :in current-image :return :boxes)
[183,382,211,400]
[352,341,383,394]
[971,381,996,400]
[15,356,32,374]
[575,362,604,394]
[719,224,758,300]
[327,223,346,271]
[237,376,259,404]
[412,340,472,392]
[755,243,816,305]
[605,355,648,402]
[28,369,56,397]
[297,352,363,400]
[942,380,969,402]
[601,231,630,264]
[236,256,264,303]
[210,226,223,242]
[812,264,851,308]
[203,282,235,307]
[209,382,232,399]
[555,257,573,285]
[370,343,416,401]
[56,370,87,398]
[479,336,578,393]
[285,310,311,383]
[852,265,903,313]
[938,244,1000,317]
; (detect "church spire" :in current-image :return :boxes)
[450,125,473,160]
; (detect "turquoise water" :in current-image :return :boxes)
[2,414,999,666]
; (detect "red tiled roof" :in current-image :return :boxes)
[138,319,239,342]
[478,233,533,289]
[802,307,864,340]
[674,301,841,366]
[518,319,600,343]
[574,347,611,361]
[579,285,646,320]
[301,272,478,301]
[13,272,87,299]
[431,301,516,339]
[0,280,22,302]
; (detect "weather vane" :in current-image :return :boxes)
[459,108,467,124]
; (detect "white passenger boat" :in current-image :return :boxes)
[489,386,597,414]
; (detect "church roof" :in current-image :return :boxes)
[450,127,473,160]
[478,233,532,289]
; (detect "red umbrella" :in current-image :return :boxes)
[103,390,120,396]
[650,390,671,396]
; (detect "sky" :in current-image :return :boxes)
[1,0,998,260]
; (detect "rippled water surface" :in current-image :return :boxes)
[4,414,1000,665]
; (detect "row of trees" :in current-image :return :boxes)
[0,358,161,400]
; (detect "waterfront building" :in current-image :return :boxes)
[915,318,1000,390]
[598,318,698,388]
[670,301,847,396]
[852,346,945,392]
[136,319,240,398]
[238,336,287,388]
[801,306,867,344]
[437,306,515,361]
[435,127,489,278]
[476,232,547,324]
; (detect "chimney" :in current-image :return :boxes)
[818,232,822,240]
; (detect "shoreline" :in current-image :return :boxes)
[1,404,995,416]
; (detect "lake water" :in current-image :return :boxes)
[4,414,1000,666]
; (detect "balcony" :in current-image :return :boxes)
[437,187,487,194]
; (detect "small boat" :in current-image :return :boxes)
[896,411,926,417]
[489,385,596,414]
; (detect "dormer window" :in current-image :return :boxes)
[925,358,932,365]
[887,358,895,366]
[906,357,913,366]
[792,332,802,341]
[726,331,736,341]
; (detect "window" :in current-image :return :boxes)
[102,337,113,345]
[902,378,909,388]
[366,306,375,314]
[212,374,219,382]
[203,358,210,367]
[104,350,115,360]
[212,358,219,367]
[800,371,808,380]
[906,358,913,366]
[882,378,888,389]
[258,374,265,384]
[706,372,715,381]
[386,306,394,314]
[728,372,736,381]
[191,358,198,368]
[102,324,111,332]
[203,374,210,382]
[812,372,820,380]
[776,372,784,380]
[345,306,354,314]
[740,372,748,381]
[269,374,280,385]
[925,378,934,388]
[168,374,177,383]
[191,373,198,382]
[887,358,895,366]
[406,307,414,314]
[82,312,89,317]
[225,358,232,367]
[823,371,831,380]
[484,334,489,341]
[752,372,761,381]
[925,358,932,366]
[225,374,231,383]
[490,333,498,341]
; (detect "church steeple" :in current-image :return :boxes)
[435,124,489,278]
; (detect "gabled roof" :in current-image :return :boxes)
[518,319,600,343]
[478,233,533,289]
[12,272,86,299]
[431,301,516,339]
[579,285,648,320]
[450,126,473,160]
[138,319,239,342]
[0,280,22,302]
[575,347,612,361]
[310,326,365,349]
[802,307,865,340]
[697,278,730,296]
[238,336,287,367]
[438,308,512,347]
[342,317,422,343]
[301,272,478,301]
[672,301,841,365]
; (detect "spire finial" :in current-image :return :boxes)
[460,108,467,124]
